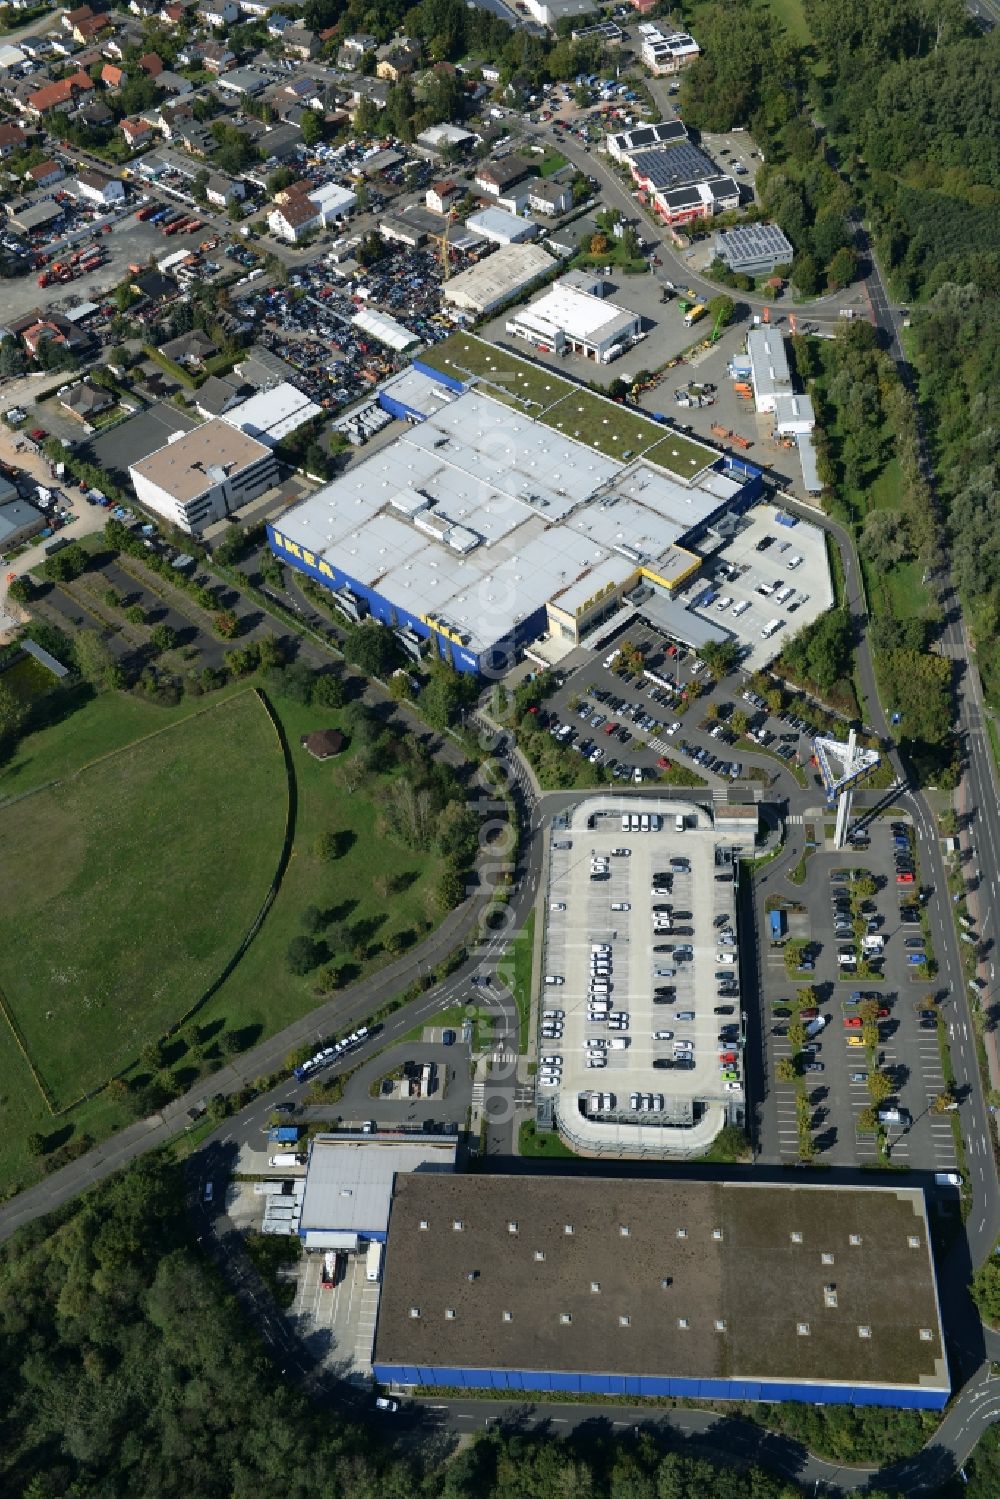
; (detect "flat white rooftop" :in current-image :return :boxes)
[221,381,322,445]
[273,379,741,653]
[510,282,639,346]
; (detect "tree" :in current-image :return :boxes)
[214,609,239,639]
[314,830,341,861]
[932,1089,955,1114]
[353,96,380,137]
[313,672,346,709]
[589,232,610,256]
[698,639,740,680]
[7,575,33,606]
[26,1132,45,1158]
[343,620,398,678]
[286,935,322,974]
[43,542,89,583]
[707,294,735,327]
[436,801,479,866]
[436,865,467,910]
[300,106,324,147]
[776,1056,797,1082]
[150,623,177,652]
[73,630,122,690]
[301,904,326,935]
[303,440,329,479]
[867,1069,893,1104]
[0,335,26,377]
[860,509,912,571]
[857,1104,879,1132]
[792,250,820,296]
[826,245,858,289]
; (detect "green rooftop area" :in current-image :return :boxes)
[418,335,715,480]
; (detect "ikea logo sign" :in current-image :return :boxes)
[270,529,336,580]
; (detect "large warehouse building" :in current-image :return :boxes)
[267,339,764,673]
[373,1175,950,1409]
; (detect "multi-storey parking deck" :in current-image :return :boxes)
[540,796,742,1157]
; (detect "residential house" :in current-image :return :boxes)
[27,159,64,188]
[258,121,301,162]
[24,72,94,117]
[201,41,235,73]
[481,63,500,84]
[216,66,268,97]
[338,33,376,68]
[283,25,317,59]
[17,37,53,60]
[73,13,113,43]
[194,374,248,418]
[426,179,461,214]
[158,71,194,95]
[528,177,571,215]
[120,116,154,148]
[199,0,239,26]
[74,168,125,206]
[161,327,218,366]
[76,99,113,129]
[375,37,421,82]
[138,51,164,76]
[267,192,320,242]
[206,171,245,206]
[0,123,27,158]
[60,380,115,421]
[159,2,186,22]
[62,4,95,33]
[130,0,161,16]
[474,156,530,197]
[266,12,292,35]
[100,62,125,88]
[173,121,213,153]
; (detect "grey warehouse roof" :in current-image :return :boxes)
[716,223,793,267]
[298,1136,457,1237]
[375,1175,949,1393]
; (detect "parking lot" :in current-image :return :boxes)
[677,500,835,670]
[760,819,958,1173]
[539,794,743,1152]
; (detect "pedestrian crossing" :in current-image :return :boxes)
[471,1082,485,1107]
[787,814,804,825]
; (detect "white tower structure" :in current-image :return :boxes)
[812,729,881,850]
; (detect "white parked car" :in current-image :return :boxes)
[549,901,566,911]
[610,901,631,912]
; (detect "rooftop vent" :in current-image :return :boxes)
[821,1252,834,1265]
[920,1328,934,1342]
[419,1220,429,1230]
[676,1228,687,1239]
[797,1323,811,1337]
[445,1308,456,1320]
[534,1250,545,1262]
[908,1235,921,1249]
[453,1220,464,1232]
[409,1307,420,1319]
[564,1224,574,1236]
[591,1282,601,1294]
[715,1319,727,1333]
[790,1231,803,1244]
[619,1315,631,1327]
[824,1286,838,1308]
[849,1233,862,1246]
[503,1310,513,1323]
[559,1312,572,1325]
[508,1221,518,1234]
[712,1229,723,1242]
[858,1326,872,1339]
[620,1225,630,1237]
[677,1318,689,1330]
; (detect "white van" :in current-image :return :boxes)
[787,555,804,570]
[640,814,650,832]
[761,618,783,639]
[776,586,795,605]
[609,1037,630,1050]
[757,581,777,597]
[675,813,685,832]
[716,596,733,611]
[604,648,622,669]
[621,814,630,831]
[650,813,661,831]
[732,600,751,617]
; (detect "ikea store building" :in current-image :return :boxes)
[372,1174,951,1410]
[267,348,763,675]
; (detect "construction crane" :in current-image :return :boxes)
[709,307,726,343]
[440,210,453,281]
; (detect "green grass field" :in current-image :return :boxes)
[420,334,715,479]
[0,691,288,1107]
[0,680,448,1192]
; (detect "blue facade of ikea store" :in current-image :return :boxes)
[266,520,548,676]
[372,1363,948,1410]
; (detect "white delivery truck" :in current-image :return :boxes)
[366,1241,383,1283]
[268,1152,304,1167]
